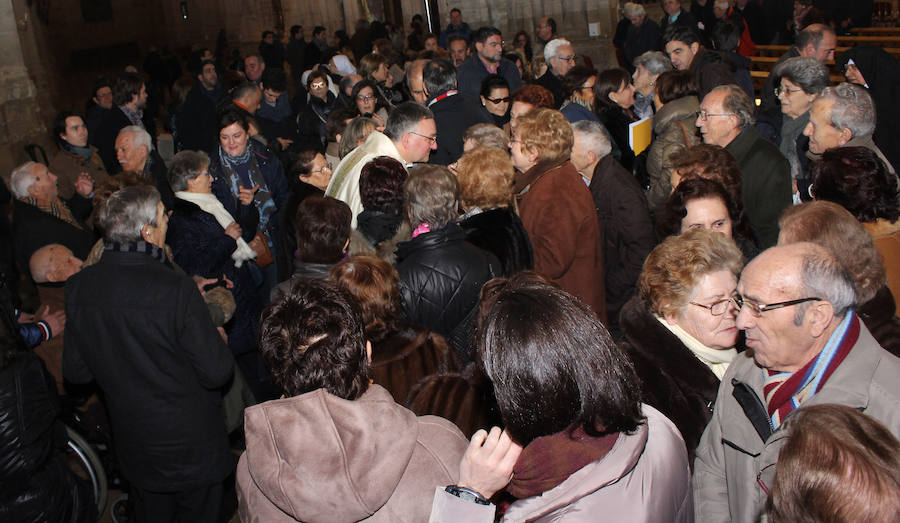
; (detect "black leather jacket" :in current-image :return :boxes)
[396,223,499,358]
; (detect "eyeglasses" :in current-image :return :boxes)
[774,86,803,97]
[311,163,332,174]
[555,55,577,63]
[696,110,734,121]
[357,94,376,101]
[732,294,823,317]
[484,96,511,104]
[409,131,437,144]
[690,296,739,316]
[310,82,327,89]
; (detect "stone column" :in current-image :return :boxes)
[0,0,47,177]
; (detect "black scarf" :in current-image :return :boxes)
[60,140,94,162]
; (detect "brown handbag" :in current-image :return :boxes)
[247,231,273,268]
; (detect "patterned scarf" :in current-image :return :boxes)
[103,240,173,268]
[119,104,145,128]
[22,197,82,229]
[218,143,276,237]
[763,311,859,430]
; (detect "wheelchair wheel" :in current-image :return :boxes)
[63,425,109,515]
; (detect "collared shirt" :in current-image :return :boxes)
[478,55,499,74]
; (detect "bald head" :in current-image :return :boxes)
[29,244,83,283]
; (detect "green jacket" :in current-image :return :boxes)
[725,126,791,248]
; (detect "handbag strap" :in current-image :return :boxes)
[676,120,692,147]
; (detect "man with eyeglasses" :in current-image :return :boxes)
[534,38,576,108]
[457,26,523,98]
[326,102,437,226]
[697,85,790,248]
[422,59,492,166]
[693,242,900,523]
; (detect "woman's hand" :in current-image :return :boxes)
[458,427,523,499]
[225,222,242,239]
[238,185,259,205]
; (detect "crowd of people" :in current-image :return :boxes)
[2,2,900,522]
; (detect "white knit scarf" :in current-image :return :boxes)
[175,191,257,267]
[655,316,737,380]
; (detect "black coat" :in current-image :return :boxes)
[596,105,638,172]
[429,92,494,166]
[12,197,96,281]
[63,249,235,491]
[91,106,155,174]
[277,180,324,281]
[177,83,223,157]
[623,19,663,73]
[0,352,96,522]
[147,149,176,211]
[458,207,533,277]
[396,223,499,358]
[618,296,720,462]
[533,71,566,109]
[588,155,656,329]
[166,195,260,359]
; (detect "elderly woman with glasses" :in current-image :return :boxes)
[619,228,744,459]
[298,70,337,148]
[756,57,829,202]
[166,149,273,401]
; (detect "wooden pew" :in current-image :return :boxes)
[755,44,900,59]
[836,35,900,46]
[750,70,845,95]
[849,27,900,35]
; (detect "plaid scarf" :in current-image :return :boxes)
[104,240,173,268]
[119,104,145,128]
[763,311,859,430]
[22,197,82,229]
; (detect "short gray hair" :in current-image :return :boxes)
[462,123,508,150]
[633,51,673,75]
[713,84,755,128]
[572,120,613,158]
[118,125,153,152]
[772,56,829,95]
[796,243,857,320]
[543,38,573,64]
[819,83,876,139]
[168,150,210,192]
[623,2,646,18]
[9,161,39,198]
[403,164,459,227]
[99,185,161,244]
[384,102,434,142]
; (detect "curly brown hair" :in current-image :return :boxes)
[639,228,744,317]
[456,146,515,209]
[670,144,743,205]
[330,255,401,343]
[513,108,574,164]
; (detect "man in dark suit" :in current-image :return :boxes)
[422,59,493,166]
[457,26,523,97]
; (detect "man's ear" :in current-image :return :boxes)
[690,42,700,55]
[838,127,853,146]
[806,301,835,338]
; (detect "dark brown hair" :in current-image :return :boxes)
[656,70,698,104]
[811,146,900,223]
[260,279,370,399]
[474,272,643,445]
[671,144,743,205]
[294,196,352,263]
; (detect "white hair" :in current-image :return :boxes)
[118,125,153,152]
[572,120,613,158]
[9,161,40,199]
[623,2,646,18]
[543,38,573,63]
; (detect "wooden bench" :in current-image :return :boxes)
[837,35,900,46]
[750,70,845,94]
[848,27,900,35]
[755,44,900,59]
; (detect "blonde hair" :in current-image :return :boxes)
[456,147,515,209]
[513,108,573,164]
[639,228,743,317]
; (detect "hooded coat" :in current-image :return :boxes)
[236,385,467,522]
